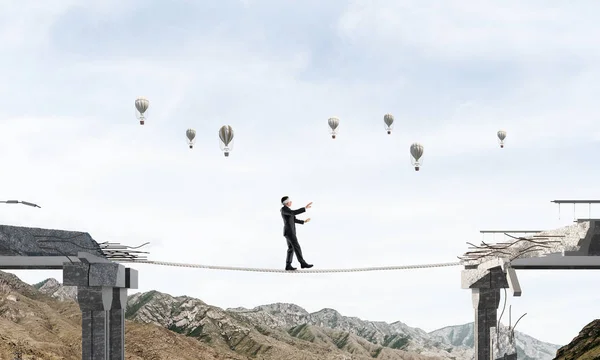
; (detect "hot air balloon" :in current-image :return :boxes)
[135,97,149,125]
[410,143,424,171]
[219,125,234,157]
[497,130,506,148]
[186,129,196,149]
[328,117,340,139]
[384,114,394,134]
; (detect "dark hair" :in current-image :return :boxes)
[281,196,289,203]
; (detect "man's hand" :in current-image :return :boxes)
[306,202,313,209]
[305,218,311,223]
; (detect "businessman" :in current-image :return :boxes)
[280,196,314,271]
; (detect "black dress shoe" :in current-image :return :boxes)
[285,265,297,271]
[300,263,313,269]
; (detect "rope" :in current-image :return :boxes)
[116,260,461,273]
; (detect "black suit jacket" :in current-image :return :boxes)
[281,206,306,236]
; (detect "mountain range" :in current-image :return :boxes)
[29,275,564,359]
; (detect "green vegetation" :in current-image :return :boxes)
[32,279,50,289]
[288,323,315,342]
[357,328,377,344]
[125,291,157,318]
[333,332,350,349]
[382,334,409,350]
[188,325,203,337]
[167,323,187,334]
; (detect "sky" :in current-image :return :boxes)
[1,0,600,347]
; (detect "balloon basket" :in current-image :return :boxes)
[224,152,229,157]
[500,144,504,148]
[331,135,336,139]
[189,145,193,149]
[415,166,420,171]
[387,131,391,134]
[139,120,144,125]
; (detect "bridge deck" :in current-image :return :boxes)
[510,254,600,269]
[0,256,83,269]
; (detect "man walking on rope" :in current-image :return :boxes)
[281,196,314,271]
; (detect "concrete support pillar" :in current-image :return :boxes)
[63,253,138,360]
[472,287,500,360]
[463,265,509,360]
[109,287,128,359]
[78,286,113,360]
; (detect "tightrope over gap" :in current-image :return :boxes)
[116,260,462,273]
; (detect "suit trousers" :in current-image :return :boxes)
[284,233,306,265]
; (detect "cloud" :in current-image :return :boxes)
[336,1,600,61]
[0,1,136,51]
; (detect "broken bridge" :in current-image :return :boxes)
[460,200,600,360]
[0,224,147,360]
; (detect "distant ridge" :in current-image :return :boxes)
[33,277,562,360]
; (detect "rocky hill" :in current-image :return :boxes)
[33,278,77,302]
[553,319,600,360]
[36,276,562,360]
[0,271,247,359]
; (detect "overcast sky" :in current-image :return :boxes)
[1,0,600,347]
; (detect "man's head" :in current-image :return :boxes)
[281,196,292,207]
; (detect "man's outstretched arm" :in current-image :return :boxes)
[282,207,305,216]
